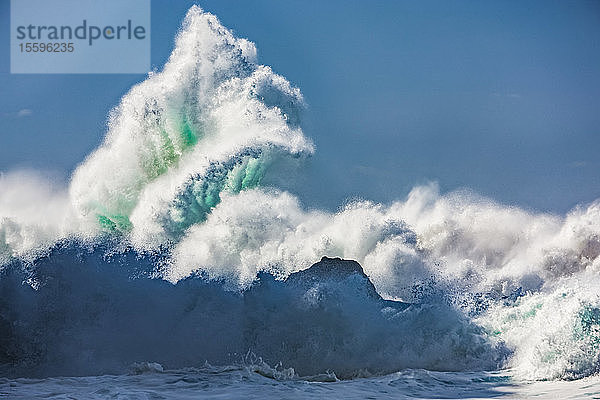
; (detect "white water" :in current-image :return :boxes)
[3,367,600,400]
[1,5,599,397]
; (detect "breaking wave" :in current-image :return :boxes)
[1,6,599,381]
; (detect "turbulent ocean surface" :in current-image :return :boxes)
[2,6,600,399]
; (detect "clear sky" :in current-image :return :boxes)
[1,0,599,213]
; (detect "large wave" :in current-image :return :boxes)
[1,6,599,381]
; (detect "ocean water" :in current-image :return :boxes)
[4,367,600,399]
[1,6,600,399]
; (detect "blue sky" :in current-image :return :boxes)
[1,0,599,213]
